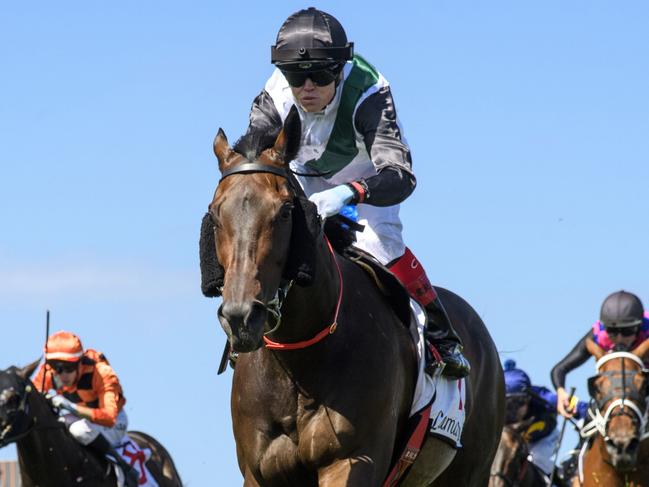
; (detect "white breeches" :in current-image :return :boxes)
[67,409,129,446]
[296,175,406,264]
[354,203,405,265]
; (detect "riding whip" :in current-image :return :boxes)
[41,309,50,392]
[547,386,576,486]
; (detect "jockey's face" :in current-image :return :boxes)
[505,395,530,424]
[290,77,336,113]
[49,361,79,387]
[607,326,639,350]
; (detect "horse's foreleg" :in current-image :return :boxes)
[243,468,262,487]
[400,437,456,487]
[318,457,382,487]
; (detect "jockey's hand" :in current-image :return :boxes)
[309,185,354,219]
[46,392,78,413]
[556,387,575,418]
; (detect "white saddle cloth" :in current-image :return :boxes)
[409,300,467,448]
[113,435,159,487]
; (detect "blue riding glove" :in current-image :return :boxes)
[46,390,78,413]
[308,185,354,218]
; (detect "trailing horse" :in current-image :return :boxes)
[489,422,550,487]
[204,107,504,486]
[0,361,183,487]
[578,339,649,487]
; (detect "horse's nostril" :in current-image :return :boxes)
[220,301,268,328]
[608,436,639,456]
[248,302,268,325]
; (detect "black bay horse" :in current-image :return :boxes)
[206,106,504,486]
[0,361,183,487]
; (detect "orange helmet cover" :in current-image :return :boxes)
[45,331,84,362]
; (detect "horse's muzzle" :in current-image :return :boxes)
[218,300,268,353]
[606,435,640,471]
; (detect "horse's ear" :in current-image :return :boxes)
[213,128,233,171]
[18,359,41,380]
[273,105,301,163]
[585,337,605,361]
[631,338,649,360]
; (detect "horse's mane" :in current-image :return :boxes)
[233,128,280,162]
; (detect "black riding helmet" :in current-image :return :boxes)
[271,7,353,78]
[600,290,644,328]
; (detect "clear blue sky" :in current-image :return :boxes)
[1,1,648,484]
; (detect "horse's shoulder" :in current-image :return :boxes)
[339,246,411,326]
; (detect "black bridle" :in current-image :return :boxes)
[219,162,293,183]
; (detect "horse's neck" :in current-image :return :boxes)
[17,390,68,462]
[274,236,341,343]
[17,390,104,485]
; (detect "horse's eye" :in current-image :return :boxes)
[279,203,293,220]
[210,212,222,230]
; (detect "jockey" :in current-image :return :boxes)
[551,290,649,418]
[504,359,588,476]
[32,331,139,487]
[240,7,469,378]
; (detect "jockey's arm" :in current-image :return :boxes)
[89,363,122,427]
[71,403,99,422]
[244,87,417,207]
[551,331,591,417]
[353,86,416,207]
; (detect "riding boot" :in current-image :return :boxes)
[87,434,140,487]
[388,247,471,379]
[422,295,471,379]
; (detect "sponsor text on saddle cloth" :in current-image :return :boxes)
[409,301,466,447]
[113,437,158,487]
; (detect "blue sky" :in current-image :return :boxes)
[1,1,648,484]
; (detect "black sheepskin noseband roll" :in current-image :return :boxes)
[199,212,224,297]
[199,194,320,297]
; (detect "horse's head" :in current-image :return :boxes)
[489,420,533,487]
[0,361,39,447]
[208,107,317,352]
[586,338,649,471]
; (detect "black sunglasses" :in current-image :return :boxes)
[606,326,639,337]
[281,68,339,88]
[48,362,78,374]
